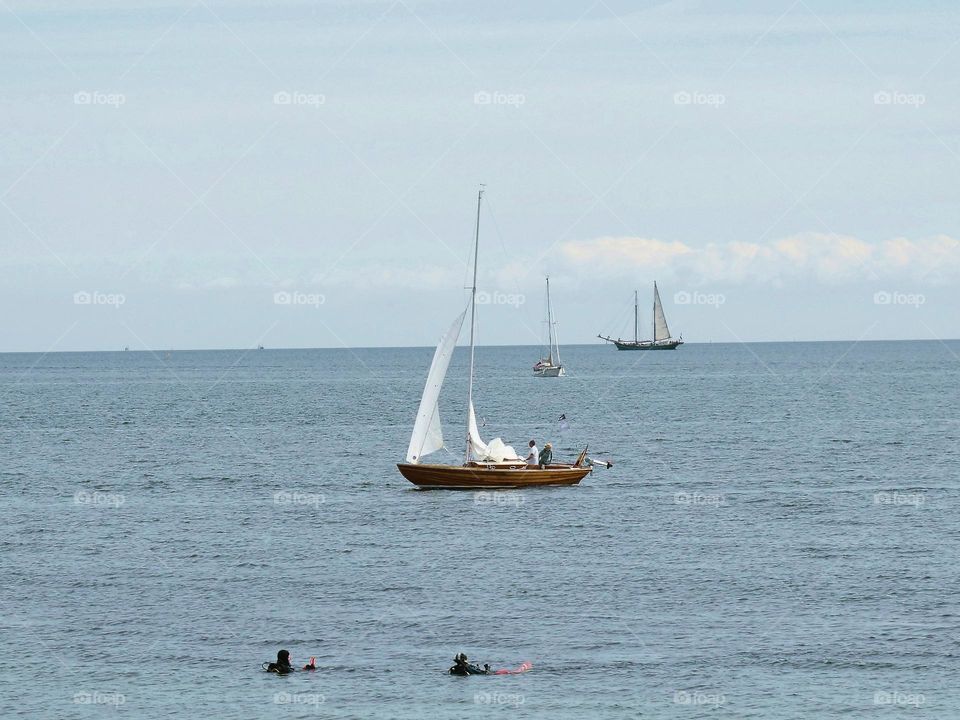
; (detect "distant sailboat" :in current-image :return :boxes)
[396,187,592,489]
[533,276,564,377]
[598,282,683,350]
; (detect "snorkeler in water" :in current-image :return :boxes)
[263,649,294,674]
[449,653,489,675]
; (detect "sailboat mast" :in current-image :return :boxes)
[465,185,483,462]
[634,290,639,343]
[652,282,657,343]
[546,276,554,364]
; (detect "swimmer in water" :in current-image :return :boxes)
[263,649,294,674]
[449,653,488,675]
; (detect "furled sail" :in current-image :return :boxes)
[653,282,671,341]
[468,402,519,462]
[467,401,489,460]
[405,309,467,463]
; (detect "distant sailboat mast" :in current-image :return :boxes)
[465,185,484,464]
[634,290,639,343]
[546,276,555,365]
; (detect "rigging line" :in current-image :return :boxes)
[601,290,637,340]
[482,195,525,299]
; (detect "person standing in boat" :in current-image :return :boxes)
[524,440,539,466]
[538,442,553,468]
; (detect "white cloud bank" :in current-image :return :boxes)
[561,234,960,285]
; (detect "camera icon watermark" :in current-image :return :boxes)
[474,491,525,507]
[873,491,924,508]
[273,691,325,706]
[74,490,126,508]
[273,90,325,107]
[74,91,126,108]
[674,491,725,507]
[874,690,924,707]
[473,90,526,107]
[73,290,126,308]
[273,290,325,308]
[873,91,925,108]
[273,490,325,509]
[475,290,524,308]
[873,290,924,308]
[74,691,125,706]
[674,290,725,308]
[673,690,726,707]
[673,90,725,108]
[474,691,524,707]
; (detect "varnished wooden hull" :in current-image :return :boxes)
[396,463,591,489]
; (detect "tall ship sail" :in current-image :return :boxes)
[598,282,684,350]
[396,188,593,489]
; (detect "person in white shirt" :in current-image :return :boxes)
[524,440,538,465]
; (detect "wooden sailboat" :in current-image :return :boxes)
[532,276,564,377]
[598,282,683,350]
[396,188,592,489]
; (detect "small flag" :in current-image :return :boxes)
[558,413,570,433]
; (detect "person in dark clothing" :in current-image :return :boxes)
[449,653,488,675]
[538,442,553,468]
[264,649,294,674]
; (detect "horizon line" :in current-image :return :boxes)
[0,337,957,355]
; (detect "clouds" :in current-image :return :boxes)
[560,233,960,285]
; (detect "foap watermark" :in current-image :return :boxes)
[674,290,725,308]
[674,690,726,708]
[74,490,125,509]
[73,691,125,706]
[475,290,524,308]
[873,91,925,108]
[874,491,924,508]
[273,691,325,707]
[473,90,525,107]
[274,490,325,509]
[474,491,525,507]
[74,90,125,107]
[673,90,725,108]
[274,290,325,308]
[873,291,925,308]
[273,91,325,107]
[73,290,125,308]
[874,690,925,707]
[474,691,524,707]
[674,491,725,507]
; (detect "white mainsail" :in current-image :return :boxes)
[653,282,671,341]
[405,308,467,463]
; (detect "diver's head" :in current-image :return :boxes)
[277,649,290,664]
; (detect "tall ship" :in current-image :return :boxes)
[598,282,683,350]
[396,187,592,489]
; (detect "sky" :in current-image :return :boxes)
[1,0,958,352]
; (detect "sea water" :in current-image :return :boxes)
[1,341,957,718]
